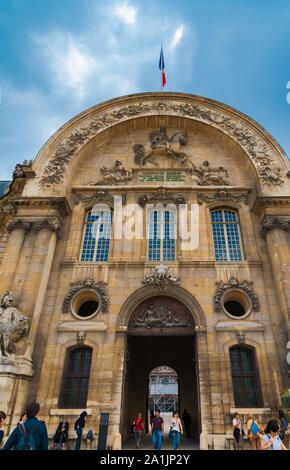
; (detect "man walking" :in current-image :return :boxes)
[151,410,164,450]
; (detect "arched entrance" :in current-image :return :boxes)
[121,294,200,447]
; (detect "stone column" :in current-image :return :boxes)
[24,219,61,359]
[0,220,31,292]
[262,217,290,341]
[63,199,85,262]
[196,330,212,450]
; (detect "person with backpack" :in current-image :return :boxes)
[0,411,6,447]
[74,411,87,450]
[53,417,69,450]
[3,402,48,450]
[261,419,288,450]
[247,415,264,450]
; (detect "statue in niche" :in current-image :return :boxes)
[134,127,194,168]
[90,160,132,185]
[0,291,29,357]
[191,160,229,185]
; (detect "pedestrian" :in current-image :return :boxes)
[3,401,48,450]
[232,412,244,450]
[132,412,145,448]
[246,415,264,450]
[278,410,288,443]
[74,411,87,450]
[169,411,183,450]
[53,417,69,450]
[0,411,6,447]
[182,409,191,439]
[261,419,287,450]
[151,410,164,450]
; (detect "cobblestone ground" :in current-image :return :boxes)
[123,434,199,450]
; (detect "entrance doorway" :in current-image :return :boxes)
[121,334,200,445]
[119,293,203,448]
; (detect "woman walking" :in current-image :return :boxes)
[53,417,69,450]
[74,411,87,450]
[169,411,183,451]
[132,412,145,448]
[261,419,287,450]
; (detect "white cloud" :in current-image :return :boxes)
[31,32,97,98]
[170,25,184,49]
[113,2,137,24]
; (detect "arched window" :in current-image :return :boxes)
[230,345,263,408]
[80,209,112,262]
[148,209,176,261]
[58,346,92,409]
[211,209,243,261]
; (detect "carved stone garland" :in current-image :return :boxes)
[38,101,284,188]
[138,188,186,207]
[197,190,249,205]
[62,278,109,313]
[213,277,260,313]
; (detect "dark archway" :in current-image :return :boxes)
[121,295,200,446]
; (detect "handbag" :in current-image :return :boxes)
[86,430,94,439]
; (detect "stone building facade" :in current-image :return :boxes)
[0,92,289,449]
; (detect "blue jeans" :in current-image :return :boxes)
[152,430,162,450]
[75,430,83,450]
[172,431,180,450]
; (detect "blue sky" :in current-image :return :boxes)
[1,0,290,179]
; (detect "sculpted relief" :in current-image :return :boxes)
[128,296,195,334]
[0,291,29,358]
[88,127,231,186]
[38,99,284,189]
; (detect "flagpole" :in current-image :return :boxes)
[160,42,163,92]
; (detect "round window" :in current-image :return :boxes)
[222,289,251,319]
[71,289,101,320]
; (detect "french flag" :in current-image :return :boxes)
[159,45,166,88]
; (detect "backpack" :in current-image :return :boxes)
[251,420,260,435]
[14,421,42,450]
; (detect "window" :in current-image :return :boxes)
[230,345,263,408]
[148,210,176,261]
[58,346,92,409]
[81,210,112,262]
[211,209,243,261]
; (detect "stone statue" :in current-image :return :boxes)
[191,160,229,185]
[134,127,194,168]
[90,160,132,185]
[0,291,29,357]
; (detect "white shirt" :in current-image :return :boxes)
[233,418,242,430]
[170,417,182,432]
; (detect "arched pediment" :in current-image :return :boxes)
[31,92,289,194]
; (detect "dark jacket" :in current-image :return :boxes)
[54,421,69,443]
[74,415,86,432]
[3,417,48,450]
[0,429,4,446]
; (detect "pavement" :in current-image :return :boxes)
[123,434,199,450]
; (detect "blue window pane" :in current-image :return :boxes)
[81,210,112,262]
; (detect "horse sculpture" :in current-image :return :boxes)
[134,129,194,168]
